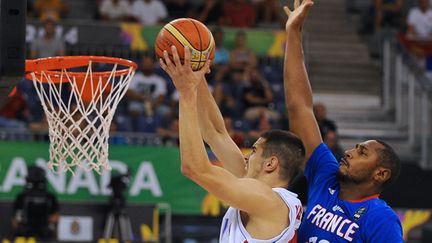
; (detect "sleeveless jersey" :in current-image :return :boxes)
[298,143,403,243]
[219,187,303,243]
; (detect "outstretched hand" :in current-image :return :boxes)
[159,45,211,95]
[284,0,314,32]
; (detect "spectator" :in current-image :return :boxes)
[223,116,245,147]
[165,0,195,21]
[398,0,432,76]
[222,0,256,28]
[374,0,403,30]
[399,0,432,66]
[323,130,345,160]
[109,120,129,144]
[247,110,274,141]
[28,18,65,125]
[30,18,65,59]
[214,71,244,119]
[99,0,132,21]
[406,0,432,40]
[358,0,403,34]
[242,68,278,121]
[0,90,30,130]
[211,27,230,82]
[126,55,169,119]
[28,117,50,141]
[229,31,257,72]
[253,0,283,27]
[12,165,59,239]
[313,102,337,135]
[156,116,179,146]
[28,0,36,17]
[196,0,225,25]
[212,27,230,67]
[131,0,167,26]
[34,0,68,21]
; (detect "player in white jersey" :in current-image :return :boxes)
[159,45,304,242]
[220,188,302,242]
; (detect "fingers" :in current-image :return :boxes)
[301,0,314,9]
[171,46,182,67]
[200,59,212,75]
[300,0,314,16]
[161,50,174,74]
[304,0,314,8]
[294,0,300,9]
[283,6,291,16]
[163,50,173,67]
[184,46,191,67]
[159,58,167,72]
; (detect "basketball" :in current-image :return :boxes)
[155,18,215,71]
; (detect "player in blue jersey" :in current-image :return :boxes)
[283,0,403,242]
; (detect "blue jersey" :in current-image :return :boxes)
[298,143,403,243]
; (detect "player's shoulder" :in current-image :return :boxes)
[310,143,333,158]
[273,187,301,202]
[272,187,300,200]
[240,178,281,198]
[223,206,237,218]
[307,143,337,165]
[366,199,399,222]
[360,199,403,241]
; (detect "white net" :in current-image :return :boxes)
[29,60,135,174]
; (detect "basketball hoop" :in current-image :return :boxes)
[25,56,137,174]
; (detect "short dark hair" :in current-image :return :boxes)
[260,130,305,183]
[375,140,401,190]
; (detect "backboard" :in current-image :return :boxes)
[0,0,26,108]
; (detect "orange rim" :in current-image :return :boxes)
[25,56,137,82]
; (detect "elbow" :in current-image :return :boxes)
[285,100,301,114]
[202,127,226,144]
[181,158,212,180]
[286,99,313,113]
[181,163,199,179]
[181,164,193,178]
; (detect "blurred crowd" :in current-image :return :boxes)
[355,0,432,74]
[1,0,431,159]
[26,0,285,28]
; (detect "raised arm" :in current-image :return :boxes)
[283,0,321,162]
[159,46,284,215]
[197,79,246,178]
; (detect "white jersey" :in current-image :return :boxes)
[219,188,302,243]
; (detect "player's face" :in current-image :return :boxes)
[244,138,266,178]
[337,140,384,184]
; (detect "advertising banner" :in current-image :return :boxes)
[25,22,287,57]
[0,141,208,215]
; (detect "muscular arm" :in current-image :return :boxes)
[196,79,246,177]
[283,1,321,164]
[161,46,284,215]
[180,85,281,215]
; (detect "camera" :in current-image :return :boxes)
[25,165,47,190]
[107,172,131,213]
[104,171,133,240]
[108,172,130,199]
[13,165,58,239]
